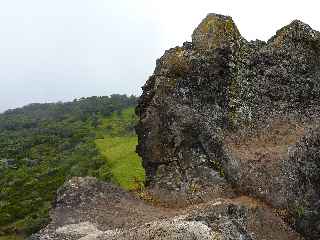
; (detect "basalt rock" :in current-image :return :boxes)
[287,127,320,238]
[136,13,320,239]
[32,177,303,240]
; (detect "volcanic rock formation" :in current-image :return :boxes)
[32,177,303,240]
[136,13,320,239]
[31,13,320,240]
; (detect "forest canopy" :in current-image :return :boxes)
[0,94,143,238]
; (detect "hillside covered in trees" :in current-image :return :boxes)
[0,95,145,239]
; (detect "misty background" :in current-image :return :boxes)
[0,0,319,112]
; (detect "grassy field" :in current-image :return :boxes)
[96,136,144,190]
[95,107,145,190]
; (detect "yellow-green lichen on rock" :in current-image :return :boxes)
[269,20,320,49]
[163,47,190,78]
[192,13,241,50]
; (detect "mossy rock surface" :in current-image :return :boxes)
[137,13,320,240]
[192,13,241,50]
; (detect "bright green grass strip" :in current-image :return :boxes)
[94,107,145,190]
[95,136,145,190]
[96,136,145,190]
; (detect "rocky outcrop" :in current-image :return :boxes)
[29,177,175,239]
[31,177,171,237]
[136,13,320,239]
[32,177,303,240]
[287,127,320,237]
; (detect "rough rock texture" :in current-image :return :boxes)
[29,177,176,240]
[32,177,173,235]
[136,13,320,239]
[287,127,320,238]
[31,177,302,240]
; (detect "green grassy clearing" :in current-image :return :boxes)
[95,136,144,190]
[95,107,145,190]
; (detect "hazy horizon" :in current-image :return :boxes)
[1,0,319,112]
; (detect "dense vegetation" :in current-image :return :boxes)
[0,95,145,239]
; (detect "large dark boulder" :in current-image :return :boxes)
[136,13,320,239]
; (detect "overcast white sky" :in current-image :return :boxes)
[0,0,319,112]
